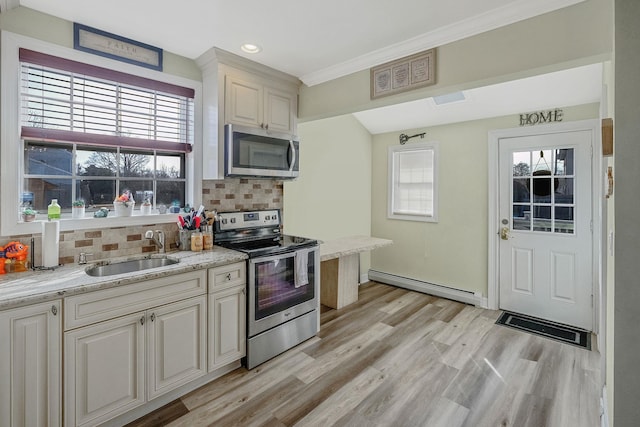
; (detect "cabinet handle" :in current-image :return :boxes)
[150,313,156,322]
[51,305,58,316]
[140,316,145,326]
[226,273,232,281]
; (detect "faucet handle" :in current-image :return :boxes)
[78,252,93,265]
[154,230,166,253]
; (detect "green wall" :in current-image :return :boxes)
[370,103,600,295]
[614,0,640,425]
[283,115,373,276]
[299,0,612,123]
[0,6,202,81]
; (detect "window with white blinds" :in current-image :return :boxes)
[16,48,194,216]
[388,142,439,222]
[19,48,194,152]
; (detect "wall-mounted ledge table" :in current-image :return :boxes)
[319,235,393,309]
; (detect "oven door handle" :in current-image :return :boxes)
[248,245,318,266]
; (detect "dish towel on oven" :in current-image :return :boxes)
[295,249,309,288]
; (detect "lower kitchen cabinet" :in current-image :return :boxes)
[64,311,146,427]
[64,293,207,427]
[62,270,208,426]
[147,296,207,399]
[208,262,246,372]
[0,300,62,427]
[209,285,246,370]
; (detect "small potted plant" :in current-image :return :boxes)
[72,199,85,219]
[113,190,135,217]
[140,196,152,215]
[21,207,37,222]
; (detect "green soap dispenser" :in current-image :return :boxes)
[47,199,61,220]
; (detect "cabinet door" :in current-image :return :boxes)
[225,76,263,128]
[209,286,246,371]
[0,301,61,427]
[264,86,296,134]
[65,312,145,427]
[147,296,207,400]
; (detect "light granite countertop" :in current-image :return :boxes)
[0,247,247,311]
[320,235,393,262]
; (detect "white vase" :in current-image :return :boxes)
[114,201,134,217]
[72,206,85,219]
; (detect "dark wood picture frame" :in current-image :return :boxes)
[73,23,163,71]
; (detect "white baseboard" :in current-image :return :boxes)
[368,270,485,307]
[360,273,369,284]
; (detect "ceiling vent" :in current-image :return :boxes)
[433,91,466,105]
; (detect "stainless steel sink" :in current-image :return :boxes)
[85,256,179,277]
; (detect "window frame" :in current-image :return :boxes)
[387,141,439,223]
[1,31,202,235]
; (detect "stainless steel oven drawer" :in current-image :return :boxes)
[245,309,317,369]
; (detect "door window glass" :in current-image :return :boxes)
[511,148,575,234]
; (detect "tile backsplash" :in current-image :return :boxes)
[202,178,283,212]
[0,178,283,267]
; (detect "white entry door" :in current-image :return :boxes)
[498,129,593,331]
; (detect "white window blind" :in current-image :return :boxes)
[19,48,194,152]
[388,142,438,222]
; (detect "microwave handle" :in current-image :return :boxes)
[288,140,296,171]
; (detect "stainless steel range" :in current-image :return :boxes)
[214,209,320,369]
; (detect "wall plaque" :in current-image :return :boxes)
[73,23,163,71]
[371,49,436,99]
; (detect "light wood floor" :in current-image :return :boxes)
[128,282,601,427]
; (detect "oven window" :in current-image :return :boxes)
[254,251,315,320]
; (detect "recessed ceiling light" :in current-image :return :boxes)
[241,43,262,54]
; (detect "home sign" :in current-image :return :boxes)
[519,109,564,126]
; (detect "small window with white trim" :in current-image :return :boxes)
[388,142,438,222]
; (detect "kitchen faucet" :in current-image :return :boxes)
[145,230,165,253]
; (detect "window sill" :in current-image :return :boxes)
[12,213,179,236]
[388,213,438,223]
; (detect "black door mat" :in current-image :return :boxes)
[496,311,591,350]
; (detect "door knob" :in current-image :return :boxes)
[500,227,510,240]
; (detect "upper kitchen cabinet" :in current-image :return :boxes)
[197,48,300,179]
[225,74,297,134]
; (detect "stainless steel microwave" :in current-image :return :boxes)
[224,124,299,179]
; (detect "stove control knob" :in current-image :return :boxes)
[272,214,277,220]
[221,219,227,224]
[265,215,270,220]
[230,218,236,224]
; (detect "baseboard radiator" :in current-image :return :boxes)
[368,270,485,307]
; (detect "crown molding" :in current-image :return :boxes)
[197,46,300,86]
[300,0,585,87]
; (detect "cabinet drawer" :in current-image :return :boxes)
[208,262,246,293]
[64,270,206,330]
